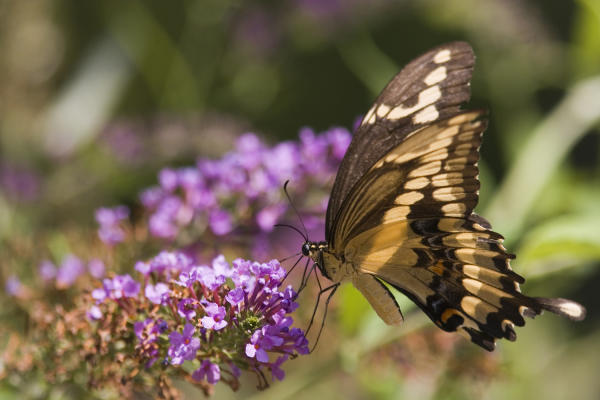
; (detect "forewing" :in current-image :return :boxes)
[331,110,486,251]
[326,42,475,238]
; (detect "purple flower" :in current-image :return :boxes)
[271,355,288,381]
[327,126,352,159]
[225,288,244,306]
[135,261,151,276]
[138,125,348,256]
[256,204,285,232]
[95,205,129,225]
[56,255,84,287]
[168,323,201,365]
[134,318,167,366]
[88,259,105,279]
[209,209,233,235]
[92,287,107,303]
[159,168,179,192]
[134,318,167,341]
[245,331,269,363]
[102,122,144,164]
[199,268,226,291]
[145,283,170,305]
[231,258,256,290]
[175,268,199,288]
[38,260,56,282]
[192,360,221,384]
[280,285,299,313]
[0,163,39,202]
[86,306,103,320]
[201,302,228,330]
[229,362,242,378]
[95,205,129,245]
[102,274,140,300]
[150,251,192,275]
[140,187,164,209]
[177,298,197,320]
[5,276,22,296]
[211,255,231,278]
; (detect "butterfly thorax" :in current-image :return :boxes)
[302,241,353,283]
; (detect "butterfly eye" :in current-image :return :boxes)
[301,243,311,257]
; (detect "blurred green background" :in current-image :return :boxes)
[1,0,600,399]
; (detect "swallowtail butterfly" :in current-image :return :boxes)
[302,42,585,351]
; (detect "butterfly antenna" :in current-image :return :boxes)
[283,180,309,240]
[273,223,307,242]
[279,252,302,263]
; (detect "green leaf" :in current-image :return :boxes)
[517,213,600,277]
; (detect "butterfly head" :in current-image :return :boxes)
[301,240,326,257]
[301,241,330,277]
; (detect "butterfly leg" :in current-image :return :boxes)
[308,282,340,353]
[297,259,316,295]
[281,254,305,288]
[305,266,325,335]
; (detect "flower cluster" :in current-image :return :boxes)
[95,205,129,245]
[5,126,351,397]
[91,252,308,390]
[37,255,105,288]
[139,127,351,241]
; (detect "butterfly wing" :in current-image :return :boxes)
[329,110,585,350]
[326,41,476,239]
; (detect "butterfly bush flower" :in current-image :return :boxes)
[5,276,22,297]
[95,205,129,245]
[90,252,308,390]
[4,126,345,397]
[140,127,351,246]
[38,260,57,282]
[56,255,85,288]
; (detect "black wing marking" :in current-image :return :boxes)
[326,42,475,239]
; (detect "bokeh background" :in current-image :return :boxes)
[1,0,600,399]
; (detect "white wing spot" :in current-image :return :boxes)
[463,278,484,295]
[413,105,439,124]
[362,105,377,126]
[433,49,451,64]
[461,295,485,318]
[433,187,466,202]
[408,160,442,178]
[441,202,467,215]
[388,86,441,120]
[436,125,460,139]
[420,148,449,163]
[560,302,585,319]
[376,104,391,117]
[455,143,474,157]
[383,206,411,223]
[404,177,430,190]
[394,191,424,205]
[424,66,447,85]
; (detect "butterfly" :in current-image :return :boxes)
[301,41,586,351]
